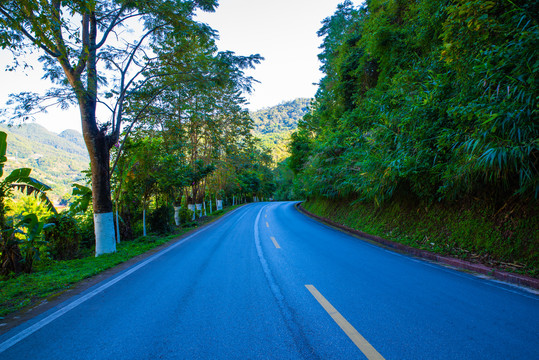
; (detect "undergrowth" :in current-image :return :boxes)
[303,197,538,278]
[0,205,240,318]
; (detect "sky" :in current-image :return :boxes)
[0,0,362,134]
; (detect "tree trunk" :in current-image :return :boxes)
[78,14,117,257]
[80,97,116,256]
[143,206,147,237]
[174,206,181,226]
[115,206,121,244]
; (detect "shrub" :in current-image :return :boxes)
[44,212,80,260]
[77,212,95,250]
[148,205,173,234]
[178,206,194,225]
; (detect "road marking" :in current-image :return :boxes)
[266,221,269,228]
[270,236,281,249]
[0,206,248,354]
[305,285,385,360]
[265,214,267,218]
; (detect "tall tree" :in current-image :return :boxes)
[0,0,217,255]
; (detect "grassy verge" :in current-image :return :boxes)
[0,206,240,317]
[303,197,538,277]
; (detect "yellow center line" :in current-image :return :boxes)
[305,285,385,360]
[270,236,281,249]
[265,214,267,218]
[266,222,269,228]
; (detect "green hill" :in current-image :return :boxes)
[251,98,311,163]
[1,123,89,201]
[251,98,310,135]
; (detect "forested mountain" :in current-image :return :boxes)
[1,123,88,200]
[291,0,538,272]
[251,98,311,163]
[251,98,310,135]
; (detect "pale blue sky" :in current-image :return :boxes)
[0,0,362,133]
[197,0,363,110]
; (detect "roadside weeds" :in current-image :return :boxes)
[0,205,243,333]
[296,202,539,291]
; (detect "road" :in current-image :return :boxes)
[0,202,538,359]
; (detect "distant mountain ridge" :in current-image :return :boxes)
[1,122,88,199]
[250,98,311,164]
[0,100,309,198]
[251,98,310,135]
[58,128,87,150]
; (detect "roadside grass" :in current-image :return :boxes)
[0,205,240,318]
[303,197,538,278]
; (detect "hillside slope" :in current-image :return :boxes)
[251,98,310,135]
[251,98,310,163]
[1,123,88,200]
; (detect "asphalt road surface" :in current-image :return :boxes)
[1,202,538,359]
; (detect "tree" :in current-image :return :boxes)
[0,0,217,255]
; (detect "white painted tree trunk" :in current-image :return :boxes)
[143,207,147,236]
[95,212,116,256]
[217,199,223,210]
[142,207,146,236]
[209,199,212,214]
[115,207,120,244]
[203,201,207,216]
[233,196,235,206]
[174,206,181,226]
[188,204,196,220]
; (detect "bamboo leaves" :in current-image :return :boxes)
[291,0,538,204]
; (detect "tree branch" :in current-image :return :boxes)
[0,6,60,58]
[110,85,170,175]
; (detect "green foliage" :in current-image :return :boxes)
[249,98,312,167]
[303,196,538,276]
[68,183,92,215]
[7,195,54,224]
[288,0,539,269]
[0,203,238,316]
[148,205,173,234]
[292,0,539,204]
[1,214,53,275]
[273,158,296,200]
[256,131,294,165]
[0,131,57,275]
[251,98,311,135]
[178,206,195,226]
[0,131,56,219]
[76,212,95,251]
[44,213,81,260]
[0,124,88,200]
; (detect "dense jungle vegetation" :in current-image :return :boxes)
[290,0,538,273]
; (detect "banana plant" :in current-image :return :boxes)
[0,131,56,275]
[0,131,56,229]
[68,183,92,215]
[0,213,54,274]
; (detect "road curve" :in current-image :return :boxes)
[0,202,538,359]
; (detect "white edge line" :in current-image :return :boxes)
[0,206,246,353]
